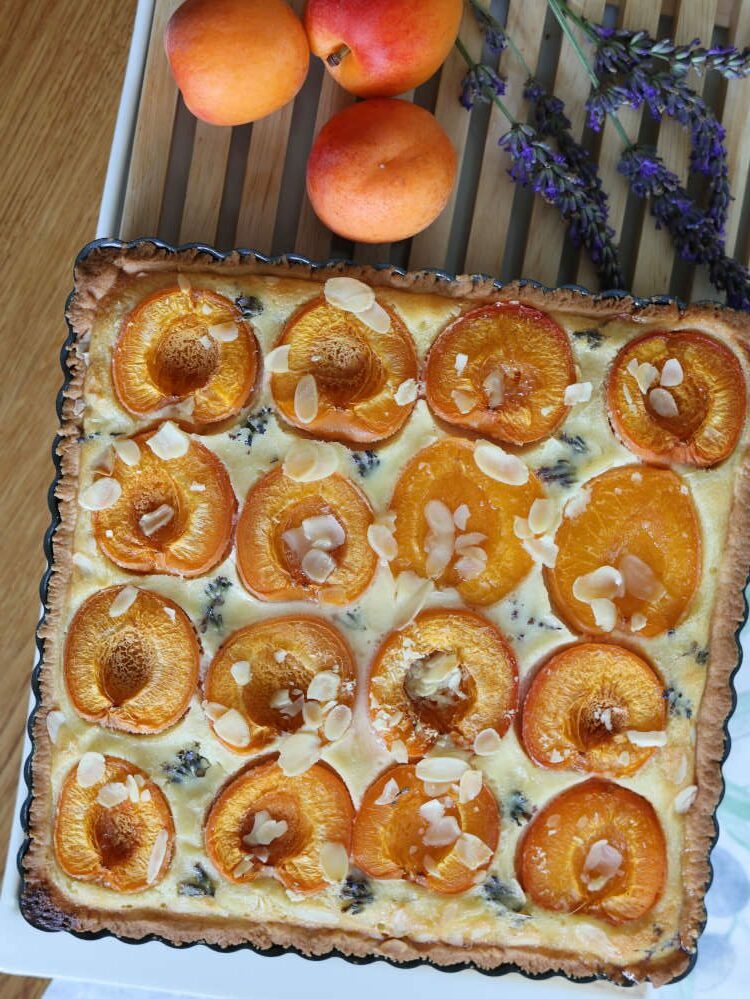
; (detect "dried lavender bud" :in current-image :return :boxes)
[351,450,380,477]
[199,576,232,633]
[333,608,367,632]
[177,863,216,897]
[469,0,508,54]
[340,875,374,913]
[229,407,271,451]
[482,875,527,912]
[558,432,588,454]
[536,457,577,488]
[593,24,750,81]
[235,295,263,317]
[682,641,710,666]
[163,744,211,783]
[505,789,535,826]
[664,685,693,719]
[573,328,604,349]
[460,62,506,110]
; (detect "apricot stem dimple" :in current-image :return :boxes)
[327,44,351,67]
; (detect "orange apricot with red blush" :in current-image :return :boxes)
[517,779,666,925]
[65,585,199,735]
[521,643,666,777]
[204,757,353,892]
[547,465,700,637]
[353,762,499,894]
[54,755,174,893]
[369,608,518,758]
[270,292,417,445]
[607,330,746,467]
[425,303,575,446]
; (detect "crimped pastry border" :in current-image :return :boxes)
[19,238,750,989]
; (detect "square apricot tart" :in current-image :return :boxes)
[21,240,750,987]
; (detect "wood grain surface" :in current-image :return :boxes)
[0,1,135,994]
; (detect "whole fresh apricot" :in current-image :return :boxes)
[165,0,309,126]
[305,0,463,97]
[306,98,457,243]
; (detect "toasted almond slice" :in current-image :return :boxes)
[324,703,352,742]
[626,358,659,394]
[473,729,502,756]
[208,320,238,343]
[393,571,434,630]
[177,273,192,294]
[112,438,141,467]
[454,353,468,374]
[230,660,252,686]
[77,752,105,788]
[79,477,121,511]
[320,841,349,883]
[415,756,468,783]
[96,782,129,808]
[424,815,461,847]
[108,585,138,618]
[648,386,679,418]
[674,784,698,813]
[72,552,96,575]
[522,535,558,568]
[214,708,251,748]
[454,531,487,551]
[244,810,288,846]
[581,839,622,890]
[265,344,291,373]
[564,381,592,406]
[619,553,664,600]
[46,710,65,745]
[527,498,556,535]
[147,828,170,884]
[324,277,375,313]
[307,670,340,702]
[126,773,140,803]
[626,729,667,747]
[358,301,391,333]
[483,369,505,409]
[454,554,486,582]
[283,440,338,482]
[147,421,189,460]
[139,504,174,537]
[573,566,624,602]
[203,700,227,722]
[391,739,408,763]
[660,358,684,387]
[424,499,454,535]
[451,388,477,414]
[278,731,322,776]
[375,778,401,806]
[458,768,483,804]
[630,612,647,632]
[294,374,319,424]
[367,523,398,561]
[453,504,470,530]
[302,513,345,551]
[302,700,324,729]
[454,832,493,870]
[301,548,336,583]
[513,515,533,540]
[394,378,418,406]
[590,597,617,632]
[474,442,529,486]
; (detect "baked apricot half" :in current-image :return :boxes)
[517,778,666,924]
[424,303,575,446]
[113,285,259,428]
[91,424,235,577]
[607,330,746,467]
[236,466,377,604]
[391,437,543,605]
[369,609,518,757]
[65,585,199,734]
[204,757,354,892]
[547,465,700,637]
[270,293,418,444]
[204,616,356,752]
[353,762,500,894]
[54,754,174,892]
[521,643,666,776]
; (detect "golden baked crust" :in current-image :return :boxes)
[20,240,750,987]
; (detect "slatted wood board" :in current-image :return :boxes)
[118,0,750,303]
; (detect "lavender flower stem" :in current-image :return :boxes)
[455,36,515,123]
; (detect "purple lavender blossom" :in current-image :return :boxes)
[460,63,506,110]
[592,25,750,80]
[469,0,508,54]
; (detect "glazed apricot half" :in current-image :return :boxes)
[521,644,666,776]
[517,778,666,924]
[113,285,259,428]
[65,585,199,734]
[353,762,500,894]
[204,757,354,892]
[54,754,174,892]
[270,293,418,445]
[91,424,235,577]
[204,616,356,752]
[236,466,377,604]
[391,437,544,605]
[424,303,575,446]
[607,330,746,467]
[369,609,518,757]
[547,465,700,637]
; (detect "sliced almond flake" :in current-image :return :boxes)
[423,780,452,798]
[630,612,647,633]
[244,810,288,846]
[324,277,375,314]
[324,703,352,742]
[146,421,189,460]
[77,752,106,788]
[564,381,592,406]
[96,782,129,808]
[394,378,418,406]
[273,650,287,664]
[454,554,486,582]
[294,374,318,424]
[573,566,624,602]
[177,273,191,294]
[320,841,349,883]
[190,481,206,492]
[451,388,476,414]
[455,545,487,563]
[126,774,140,803]
[108,585,138,618]
[590,598,617,632]
[72,552,96,575]
[230,660,252,686]
[200,303,212,316]
[424,815,461,847]
[393,571,434,630]
[459,769,483,804]
[474,442,529,486]
[163,606,176,622]
[425,534,454,578]
[627,358,659,394]
[139,504,174,537]
[454,832,493,870]
[282,525,309,562]
[265,344,291,373]
[278,731,322,776]
[208,320,238,343]
[483,369,505,408]
[374,778,401,806]
[302,514,345,551]
[147,828,170,884]
[140,789,152,803]
[203,700,227,721]
[307,670,340,702]
[199,335,213,349]
[423,854,441,877]
[112,438,141,467]
[619,553,664,601]
[214,708,251,748]
[424,500,454,536]
[581,839,622,890]
[79,477,121,511]
[46,710,65,745]
[391,739,408,763]
[302,700,324,729]
[453,504,470,530]
[564,488,590,519]
[523,536,558,568]
[648,386,679,418]
[367,523,397,561]
[358,301,391,333]
[301,548,336,584]
[626,729,667,747]
[454,353,468,374]
[528,498,556,535]
[234,856,255,878]
[283,439,337,483]
[415,756,468,783]
[473,729,502,756]
[454,532,487,551]
[270,689,293,710]
[660,357,684,387]
[513,515,533,540]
